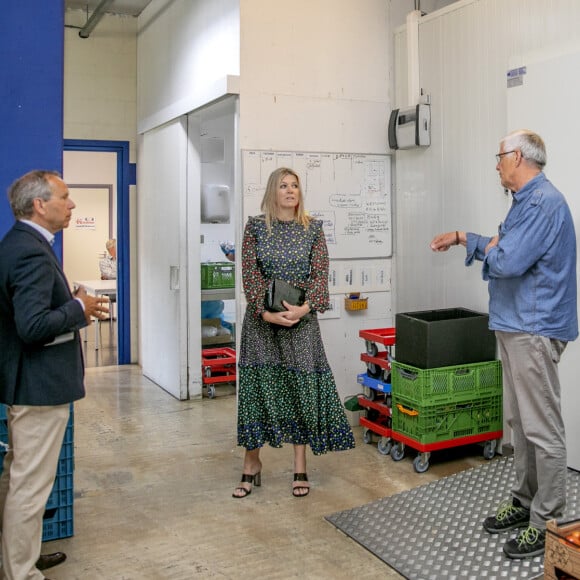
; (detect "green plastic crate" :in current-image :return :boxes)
[391,360,502,406]
[391,394,503,445]
[201,262,235,289]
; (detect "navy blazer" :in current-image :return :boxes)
[0,221,87,405]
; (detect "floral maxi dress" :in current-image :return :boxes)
[237,215,355,455]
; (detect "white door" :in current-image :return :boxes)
[138,119,189,399]
[507,48,580,470]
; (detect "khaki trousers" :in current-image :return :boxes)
[497,331,568,529]
[0,404,70,580]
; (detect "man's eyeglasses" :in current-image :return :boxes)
[495,150,517,163]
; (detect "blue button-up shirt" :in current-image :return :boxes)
[465,173,578,342]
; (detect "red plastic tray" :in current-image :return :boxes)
[201,347,236,368]
[358,327,396,347]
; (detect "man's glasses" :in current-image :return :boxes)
[495,150,517,163]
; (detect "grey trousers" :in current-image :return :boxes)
[496,331,568,530]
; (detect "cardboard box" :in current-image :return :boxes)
[544,518,580,579]
[395,307,496,369]
[201,318,234,346]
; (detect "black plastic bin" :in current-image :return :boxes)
[395,307,496,369]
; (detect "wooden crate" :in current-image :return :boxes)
[544,518,580,579]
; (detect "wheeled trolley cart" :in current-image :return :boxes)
[201,347,236,399]
[389,424,503,473]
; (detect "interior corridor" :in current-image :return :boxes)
[44,364,489,579]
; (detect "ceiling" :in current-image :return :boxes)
[64,0,153,17]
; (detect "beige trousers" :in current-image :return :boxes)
[0,404,70,580]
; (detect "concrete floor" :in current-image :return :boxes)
[45,348,489,579]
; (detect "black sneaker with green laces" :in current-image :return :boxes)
[482,498,530,533]
[503,525,546,559]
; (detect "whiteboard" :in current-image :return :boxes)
[507,47,580,470]
[242,150,392,259]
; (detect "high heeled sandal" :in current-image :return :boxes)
[292,473,310,498]
[232,472,262,499]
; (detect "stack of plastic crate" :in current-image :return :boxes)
[356,327,396,456]
[390,361,503,472]
[389,308,503,473]
[0,404,74,541]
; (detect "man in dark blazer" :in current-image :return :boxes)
[0,170,109,580]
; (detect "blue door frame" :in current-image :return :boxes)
[64,139,135,364]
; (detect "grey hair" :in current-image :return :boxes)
[7,170,61,219]
[105,239,116,250]
[501,130,546,170]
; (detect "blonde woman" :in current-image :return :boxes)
[233,167,354,499]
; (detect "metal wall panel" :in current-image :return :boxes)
[393,0,580,313]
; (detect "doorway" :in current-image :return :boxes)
[63,139,133,365]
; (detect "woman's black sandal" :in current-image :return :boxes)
[292,473,310,497]
[232,472,261,499]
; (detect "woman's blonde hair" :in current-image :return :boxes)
[260,167,311,231]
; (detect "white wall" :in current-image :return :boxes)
[62,150,117,283]
[393,0,580,314]
[65,10,137,148]
[137,0,240,133]
[239,0,393,403]
[64,10,139,362]
[199,99,237,263]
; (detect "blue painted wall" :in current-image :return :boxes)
[0,2,64,238]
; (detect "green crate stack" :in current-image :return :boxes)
[201,262,235,289]
[391,394,503,445]
[391,359,502,406]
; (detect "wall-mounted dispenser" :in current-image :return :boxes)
[201,184,230,223]
[388,103,431,150]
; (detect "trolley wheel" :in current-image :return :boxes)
[366,362,382,379]
[384,393,392,409]
[365,387,377,401]
[204,366,212,378]
[390,442,405,461]
[383,370,391,384]
[483,439,497,460]
[413,453,430,473]
[362,428,373,444]
[365,340,378,357]
[377,437,392,456]
[207,385,216,399]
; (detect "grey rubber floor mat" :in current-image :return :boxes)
[326,457,580,579]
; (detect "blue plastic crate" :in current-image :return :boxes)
[42,504,74,542]
[0,404,74,540]
[45,472,74,510]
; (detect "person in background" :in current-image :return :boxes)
[430,130,578,559]
[232,167,355,499]
[0,170,109,579]
[99,238,117,280]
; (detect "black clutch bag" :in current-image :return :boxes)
[265,278,306,312]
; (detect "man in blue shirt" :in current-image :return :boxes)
[431,130,578,559]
